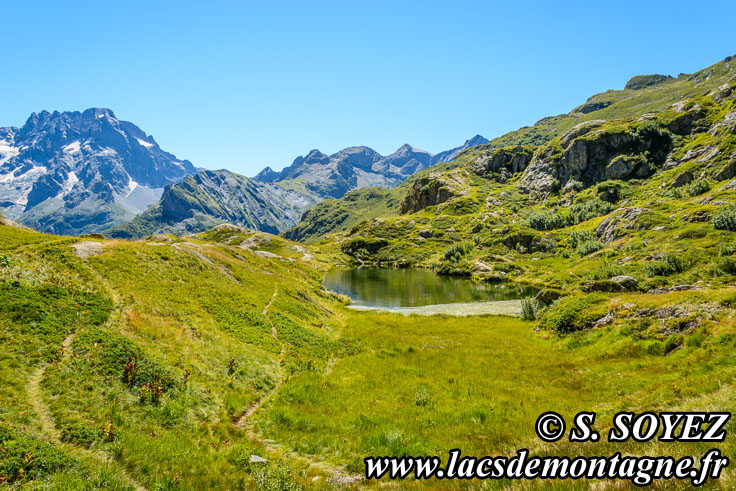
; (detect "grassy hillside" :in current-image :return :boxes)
[328,62,736,294]
[489,54,736,148]
[0,222,353,488]
[283,187,402,243]
[4,221,736,488]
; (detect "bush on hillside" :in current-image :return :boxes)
[527,211,565,231]
[685,179,711,197]
[60,423,98,448]
[719,239,736,256]
[539,294,608,334]
[567,230,596,249]
[576,239,604,256]
[644,253,690,277]
[526,199,614,231]
[443,241,474,262]
[713,205,736,231]
[0,425,76,483]
[717,257,736,275]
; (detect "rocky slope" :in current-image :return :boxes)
[0,108,196,235]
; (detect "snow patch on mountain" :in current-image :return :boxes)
[0,141,19,165]
[63,141,81,154]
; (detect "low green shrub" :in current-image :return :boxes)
[712,205,736,231]
[576,239,603,256]
[719,239,736,256]
[717,257,736,275]
[443,241,474,262]
[716,332,735,344]
[526,211,566,231]
[60,423,98,448]
[539,294,608,334]
[685,179,711,197]
[644,340,665,355]
[584,263,624,281]
[0,425,76,483]
[644,253,690,277]
[253,461,303,491]
[568,230,596,249]
[526,199,615,231]
[720,293,736,308]
[685,329,706,348]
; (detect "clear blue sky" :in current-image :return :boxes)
[1,1,734,176]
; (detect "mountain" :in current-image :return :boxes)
[253,138,488,199]
[109,137,487,238]
[106,169,314,238]
[429,134,489,166]
[0,108,196,235]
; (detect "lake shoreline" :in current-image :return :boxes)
[347,299,522,317]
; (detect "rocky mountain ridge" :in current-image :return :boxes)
[0,106,488,237]
[107,169,314,237]
[109,137,488,238]
[254,135,489,200]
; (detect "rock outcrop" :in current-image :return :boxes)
[595,207,651,243]
[399,175,458,214]
[470,146,534,180]
[519,121,673,194]
[624,74,674,90]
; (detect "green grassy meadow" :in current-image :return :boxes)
[3,217,736,488]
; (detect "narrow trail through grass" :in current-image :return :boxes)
[26,335,71,442]
[26,329,146,491]
[237,285,280,425]
[234,285,362,482]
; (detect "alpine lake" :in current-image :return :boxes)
[323,268,538,316]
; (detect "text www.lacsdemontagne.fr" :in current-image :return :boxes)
[364,448,728,486]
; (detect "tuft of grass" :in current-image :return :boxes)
[520,296,540,320]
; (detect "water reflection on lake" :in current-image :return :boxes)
[323,268,538,309]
